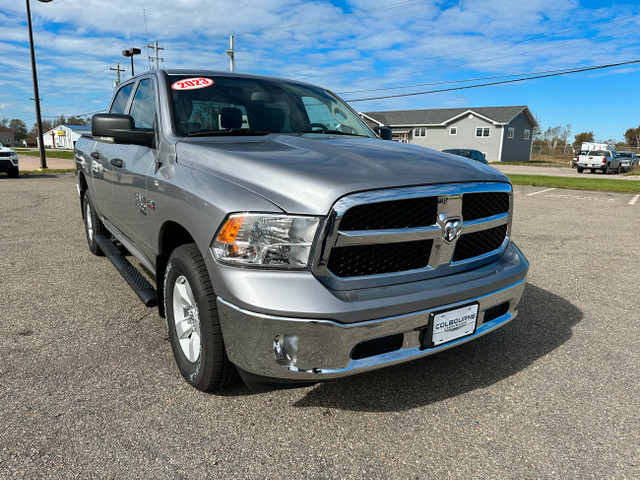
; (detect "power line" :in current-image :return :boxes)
[297,14,640,85]
[320,27,640,90]
[346,58,640,102]
[337,66,582,95]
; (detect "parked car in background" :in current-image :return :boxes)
[0,141,19,178]
[572,150,588,168]
[576,150,620,174]
[442,149,488,164]
[614,151,637,172]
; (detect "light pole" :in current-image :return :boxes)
[26,0,52,170]
[122,48,141,77]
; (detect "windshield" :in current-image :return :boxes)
[168,75,375,138]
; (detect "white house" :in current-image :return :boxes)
[42,124,91,149]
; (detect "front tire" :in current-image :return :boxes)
[7,167,19,178]
[164,244,238,392]
[82,190,106,256]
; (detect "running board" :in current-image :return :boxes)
[94,233,158,307]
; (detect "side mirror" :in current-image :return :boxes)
[92,113,155,147]
[373,126,393,141]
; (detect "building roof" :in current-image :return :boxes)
[61,124,91,130]
[363,106,537,127]
[0,126,15,133]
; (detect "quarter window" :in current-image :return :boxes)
[475,127,490,137]
[507,127,514,139]
[110,83,135,114]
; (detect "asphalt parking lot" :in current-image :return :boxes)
[1,174,638,479]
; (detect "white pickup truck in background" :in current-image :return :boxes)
[576,150,621,174]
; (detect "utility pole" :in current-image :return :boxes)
[147,40,164,69]
[226,35,235,72]
[26,0,52,170]
[110,63,125,86]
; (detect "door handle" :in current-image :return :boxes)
[90,151,100,159]
[110,158,125,168]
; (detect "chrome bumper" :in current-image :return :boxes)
[217,277,527,381]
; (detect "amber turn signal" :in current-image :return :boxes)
[217,216,245,244]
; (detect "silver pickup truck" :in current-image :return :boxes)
[75,69,529,391]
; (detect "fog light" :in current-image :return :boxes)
[273,334,298,366]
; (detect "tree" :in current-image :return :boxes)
[0,118,8,127]
[65,115,89,125]
[28,119,53,138]
[560,124,572,154]
[573,131,594,146]
[8,119,27,140]
[542,126,562,153]
[624,126,640,149]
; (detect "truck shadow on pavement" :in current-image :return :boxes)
[292,283,582,412]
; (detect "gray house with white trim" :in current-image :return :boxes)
[361,106,537,162]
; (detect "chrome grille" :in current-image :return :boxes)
[314,182,512,289]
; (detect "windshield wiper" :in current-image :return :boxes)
[187,129,272,137]
[299,129,369,137]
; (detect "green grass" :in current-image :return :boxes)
[20,169,76,174]
[507,174,640,193]
[20,150,75,160]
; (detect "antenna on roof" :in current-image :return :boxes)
[144,9,151,69]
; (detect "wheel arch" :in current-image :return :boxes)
[156,221,197,318]
[78,171,89,216]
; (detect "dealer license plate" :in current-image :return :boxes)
[432,304,479,346]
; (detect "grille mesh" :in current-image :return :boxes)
[462,192,509,221]
[339,196,438,231]
[327,240,433,277]
[452,224,507,262]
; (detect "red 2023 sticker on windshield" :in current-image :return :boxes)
[171,77,214,90]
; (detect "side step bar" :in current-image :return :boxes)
[95,234,158,307]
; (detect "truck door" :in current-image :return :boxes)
[90,82,135,218]
[109,77,158,260]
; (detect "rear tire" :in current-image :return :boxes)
[603,164,610,174]
[164,244,239,392]
[590,168,596,174]
[577,167,584,173]
[82,190,106,256]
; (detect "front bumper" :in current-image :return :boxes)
[217,244,528,381]
[0,158,18,171]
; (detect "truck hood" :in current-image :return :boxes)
[175,134,509,215]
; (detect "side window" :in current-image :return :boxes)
[129,79,157,129]
[110,83,135,114]
[302,96,338,130]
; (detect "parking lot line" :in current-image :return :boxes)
[629,194,639,205]
[527,188,555,196]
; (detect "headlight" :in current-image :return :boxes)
[212,213,320,269]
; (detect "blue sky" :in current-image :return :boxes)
[1,0,639,142]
